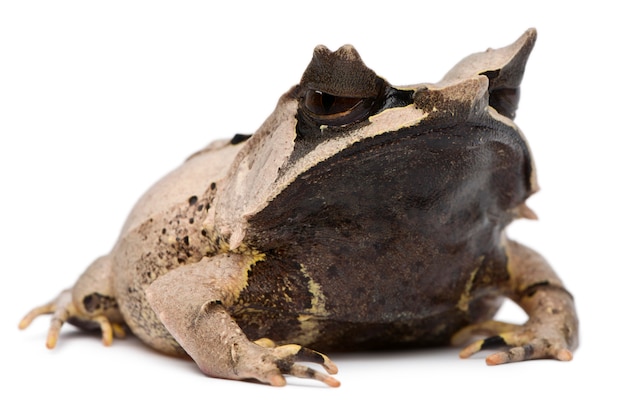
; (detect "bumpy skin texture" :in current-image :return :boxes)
[20,29,578,387]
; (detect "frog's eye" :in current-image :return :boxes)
[302,90,375,126]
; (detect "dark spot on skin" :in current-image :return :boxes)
[188,195,198,205]
[275,359,292,374]
[230,133,252,145]
[83,295,97,311]
[162,228,167,234]
[352,286,367,301]
[295,347,326,365]
[481,335,507,350]
[189,218,195,224]
[210,182,216,190]
[177,258,186,264]
[523,343,534,359]
[83,293,117,313]
[197,204,204,212]
[182,236,190,246]
[201,229,208,237]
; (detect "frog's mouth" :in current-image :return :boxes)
[249,110,531,247]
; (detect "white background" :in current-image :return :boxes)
[1,1,623,403]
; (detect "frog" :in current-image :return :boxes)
[19,28,578,387]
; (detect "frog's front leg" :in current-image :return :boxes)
[19,255,126,348]
[453,239,579,364]
[145,253,340,387]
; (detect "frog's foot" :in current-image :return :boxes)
[452,320,574,365]
[226,338,340,387]
[18,289,125,349]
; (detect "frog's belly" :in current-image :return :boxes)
[232,293,504,351]
[229,242,506,350]
[234,199,511,349]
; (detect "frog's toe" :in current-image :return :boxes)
[484,341,573,365]
[451,320,517,348]
[19,289,124,348]
[231,341,340,387]
[457,331,519,359]
[453,320,574,364]
[19,289,73,348]
[19,302,56,332]
[267,344,340,387]
[273,343,340,376]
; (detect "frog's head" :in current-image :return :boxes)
[216,29,538,249]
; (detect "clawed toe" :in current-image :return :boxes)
[483,341,574,365]
[285,363,340,387]
[267,342,340,387]
[236,339,340,387]
[272,343,339,375]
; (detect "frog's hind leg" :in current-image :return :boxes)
[19,255,126,348]
[452,240,578,364]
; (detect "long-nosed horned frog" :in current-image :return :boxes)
[20,29,578,387]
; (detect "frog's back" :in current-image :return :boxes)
[118,139,245,237]
[111,138,246,353]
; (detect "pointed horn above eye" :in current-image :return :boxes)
[300,44,382,98]
[441,28,537,119]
